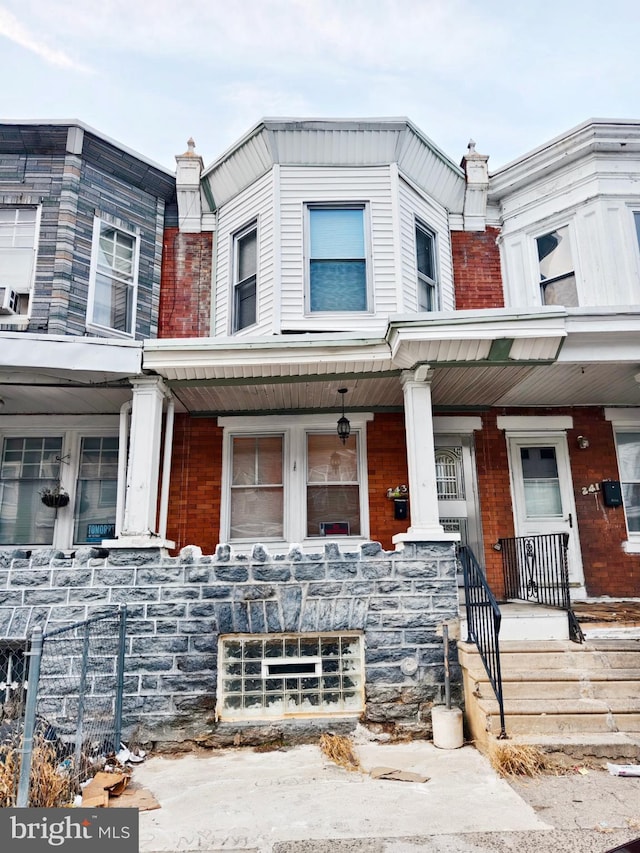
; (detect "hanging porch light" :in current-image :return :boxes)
[336,388,351,444]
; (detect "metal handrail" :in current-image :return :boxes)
[458,545,507,739]
[499,533,585,643]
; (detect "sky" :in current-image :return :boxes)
[0,0,639,173]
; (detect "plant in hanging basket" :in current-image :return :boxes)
[40,486,70,508]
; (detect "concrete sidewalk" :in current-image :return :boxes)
[131,741,567,852]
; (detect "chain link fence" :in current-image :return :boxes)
[0,641,28,806]
[0,606,127,807]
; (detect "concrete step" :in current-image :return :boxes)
[479,708,640,737]
[458,636,640,758]
[471,672,640,701]
[458,640,640,674]
[460,603,570,642]
[495,732,640,764]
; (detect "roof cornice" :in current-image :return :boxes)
[488,119,640,201]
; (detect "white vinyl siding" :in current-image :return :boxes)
[214,171,274,337]
[398,177,454,311]
[280,165,396,332]
[501,196,640,309]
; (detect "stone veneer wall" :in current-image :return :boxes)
[0,540,462,747]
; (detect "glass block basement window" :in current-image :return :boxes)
[218,633,364,721]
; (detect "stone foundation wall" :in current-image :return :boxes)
[0,540,462,746]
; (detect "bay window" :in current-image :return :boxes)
[536,225,578,307]
[233,222,257,331]
[307,205,369,312]
[415,220,438,311]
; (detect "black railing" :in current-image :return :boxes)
[458,545,507,739]
[499,533,584,643]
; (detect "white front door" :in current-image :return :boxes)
[507,434,585,592]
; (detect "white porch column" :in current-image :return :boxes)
[393,366,458,546]
[104,375,175,549]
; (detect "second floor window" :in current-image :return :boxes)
[233,223,257,331]
[88,218,138,335]
[308,205,368,312]
[536,225,578,307]
[415,221,438,311]
[0,207,38,316]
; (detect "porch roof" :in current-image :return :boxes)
[0,332,142,415]
[143,308,640,415]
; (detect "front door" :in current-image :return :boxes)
[507,434,585,592]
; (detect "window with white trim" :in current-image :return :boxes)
[218,632,364,720]
[0,425,119,548]
[614,431,640,536]
[415,220,438,311]
[221,416,370,545]
[306,434,360,536]
[0,207,38,317]
[233,222,257,331]
[536,225,578,307]
[230,435,283,540]
[634,211,640,253]
[307,205,368,312]
[88,218,138,335]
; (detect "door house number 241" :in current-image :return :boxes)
[581,483,601,495]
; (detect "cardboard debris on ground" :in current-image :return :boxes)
[369,766,430,783]
[81,771,130,808]
[108,784,161,811]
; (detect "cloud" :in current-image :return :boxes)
[0,5,91,72]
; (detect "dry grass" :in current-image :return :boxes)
[319,733,361,773]
[0,736,77,807]
[489,742,558,778]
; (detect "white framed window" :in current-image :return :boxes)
[229,434,284,540]
[232,221,257,332]
[614,431,640,539]
[415,220,438,311]
[0,206,39,318]
[87,217,139,336]
[634,211,640,253]
[306,204,370,313]
[220,414,371,547]
[0,418,120,550]
[536,225,578,307]
[217,632,364,721]
[605,410,640,552]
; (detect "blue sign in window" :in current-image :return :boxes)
[86,523,115,542]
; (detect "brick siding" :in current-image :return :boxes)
[159,227,212,337]
[451,227,504,310]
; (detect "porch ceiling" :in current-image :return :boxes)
[0,381,134,415]
[167,360,640,415]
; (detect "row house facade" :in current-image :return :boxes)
[2,117,640,744]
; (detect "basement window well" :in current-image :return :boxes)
[217,633,364,721]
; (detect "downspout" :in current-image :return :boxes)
[115,400,132,537]
[158,393,175,539]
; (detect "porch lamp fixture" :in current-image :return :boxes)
[336,388,351,444]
